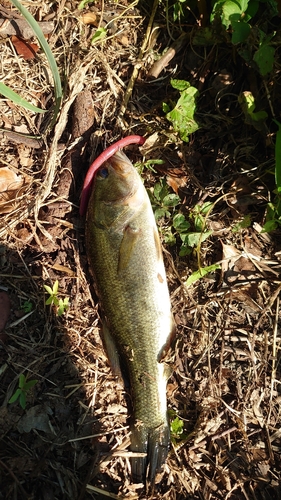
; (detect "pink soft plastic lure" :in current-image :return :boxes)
[80,135,146,216]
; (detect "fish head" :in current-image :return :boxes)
[87,150,145,229]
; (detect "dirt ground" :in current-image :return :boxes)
[1,1,281,499]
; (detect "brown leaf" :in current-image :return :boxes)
[11,35,39,60]
[0,166,30,214]
[80,12,97,25]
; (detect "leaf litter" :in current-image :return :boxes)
[0,1,281,499]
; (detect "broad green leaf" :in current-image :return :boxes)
[170,79,191,92]
[154,207,169,220]
[180,230,212,247]
[179,245,192,257]
[261,219,278,232]
[186,264,221,286]
[201,202,214,215]
[253,44,275,76]
[0,83,46,113]
[166,84,199,142]
[173,213,190,232]
[231,19,251,44]
[162,193,181,207]
[211,0,249,27]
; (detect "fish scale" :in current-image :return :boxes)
[86,149,175,484]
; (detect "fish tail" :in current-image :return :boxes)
[130,421,170,484]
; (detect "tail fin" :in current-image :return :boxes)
[130,420,170,485]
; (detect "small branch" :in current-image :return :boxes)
[148,33,189,79]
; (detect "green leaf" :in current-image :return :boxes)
[194,214,204,232]
[44,285,53,295]
[162,193,181,207]
[24,380,38,391]
[155,208,170,220]
[261,219,278,232]
[179,245,192,257]
[186,264,221,286]
[57,297,69,316]
[8,388,21,404]
[170,416,184,437]
[164,231,176,246]
[238,91,268,129]
[91,27,107,44]
[200,201,214,215]
[162,102,170,113]
[173,213,190,232]
[165,83,199,142]
[231,19,251,44]
[170,79,191,92]
[22,300,33,313]
[253,44,275,76]
[211,0,249,27]
[0,83,46,114]
[78,0,92,8]
[19,374,26,389]
[53,280,59,295]
[180,230,212,248]
[19,391,26,410]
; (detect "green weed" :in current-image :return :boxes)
[150,180,214,256]
[22,300,33,313]
[9,374,37,410]
[163,79,200,142]
[44,280,69,316]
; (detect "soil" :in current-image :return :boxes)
[0,1,281,499]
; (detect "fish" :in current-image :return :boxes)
[85,148,175,484]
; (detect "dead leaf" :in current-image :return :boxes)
[81,12,97,25]
[0,166,30,214]
[11,35,39,60]
[17,404,53,434]
[167,168,188,194]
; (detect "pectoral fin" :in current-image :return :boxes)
[102,322,122,380]
[118,224,141,273]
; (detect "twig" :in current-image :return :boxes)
[148,32,189,79]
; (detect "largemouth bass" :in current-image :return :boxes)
[85,149,175,484]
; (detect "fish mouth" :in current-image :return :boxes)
[107,150,134,176]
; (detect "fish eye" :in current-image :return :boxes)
[97,167,109,179]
